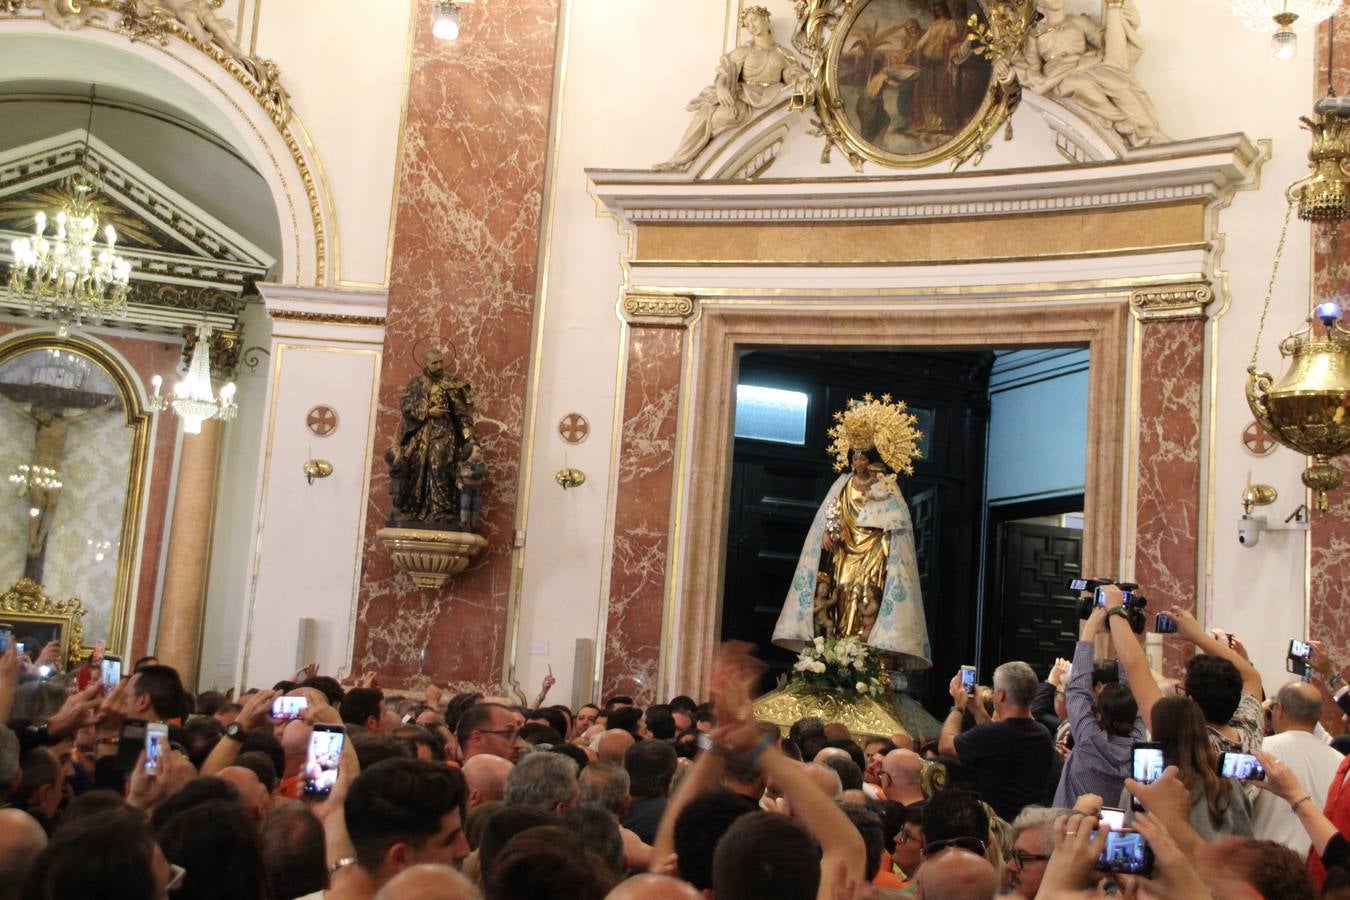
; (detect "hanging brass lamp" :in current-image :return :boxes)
[1294,96,1350,221]
[1247,300,1350,511]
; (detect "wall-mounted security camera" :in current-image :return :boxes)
[1237,481,1308,548]
[1238,515,1264,547]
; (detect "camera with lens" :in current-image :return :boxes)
[1066,577,1149,634]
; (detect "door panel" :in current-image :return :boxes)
[994,523,1084,678]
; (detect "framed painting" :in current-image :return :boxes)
[805,0,1024,171]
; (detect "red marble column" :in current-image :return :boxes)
[353,0,560,687]
[1133,317,1205,674]
[602,327,685,704]
[1309,19,1350,673]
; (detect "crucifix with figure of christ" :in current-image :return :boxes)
[0,382,115,583]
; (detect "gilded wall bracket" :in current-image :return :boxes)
[1130,282,1215,322]
[621,292,698,328]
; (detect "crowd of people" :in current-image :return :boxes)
[4,584,1350,898]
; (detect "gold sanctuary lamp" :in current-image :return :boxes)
[1247,302,1350,511]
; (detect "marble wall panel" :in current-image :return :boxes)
[353,0,560,688]
[602,327,684,705]
[1310,19,1350,676]
[1133,319,1204,675]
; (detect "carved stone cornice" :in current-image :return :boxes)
[1130,282,1215,322]
[269,310,387,327]
[621,292,697,327]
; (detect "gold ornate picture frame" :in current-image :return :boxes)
[0,333,150,658]
[0,578,86,670]
[799,0,1024,171]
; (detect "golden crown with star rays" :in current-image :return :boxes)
[827,393,924,476]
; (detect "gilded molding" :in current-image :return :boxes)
[0,1,327,281]
[1130,282,1215,321]
[268,309,387,327]
[621,293,697,325]
[0,578,86,669]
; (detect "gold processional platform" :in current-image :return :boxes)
[753,680,941,745]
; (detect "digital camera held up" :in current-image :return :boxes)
[1067,577,1149,634]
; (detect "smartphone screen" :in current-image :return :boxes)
[1219,751,1266,781]
[144,722,169,776]
[100,656,121,696]
[1099,807,1126,831]
[1290,639,1312,660]
[272,695,308,721]
[1094,830,1154,876]
[1132,742,1164,790]
[303,724,345,797]
[0,623,11,654]
[960,666,977,692]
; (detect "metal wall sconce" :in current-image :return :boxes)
[303,458,333,485]
[555,467,585,489]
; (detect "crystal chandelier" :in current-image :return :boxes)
[5,90,133,337]
[149,325,238,434]
[432,1,461,40]
[1230,0,1344,59]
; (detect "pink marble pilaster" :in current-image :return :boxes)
[1309,19,1350,677]
[353,0,560,688]
[602,327,684,704]
[1133,319,1204,675]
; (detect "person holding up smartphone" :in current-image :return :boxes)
[1053,605,1146,810]
[1250,680,1344,856]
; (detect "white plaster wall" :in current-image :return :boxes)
[237,333,382,689]
[254,0,413,287]
[513,0,1320,702]
[198,300,272,691]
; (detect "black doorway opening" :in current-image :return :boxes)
[720,346,1090,718]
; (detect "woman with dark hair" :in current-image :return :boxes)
[1134,696,1253,839]
[25,810,172,900]
[156,800,272,900]
[443,692,484,731]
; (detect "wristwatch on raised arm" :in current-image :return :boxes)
[224,722,246,742]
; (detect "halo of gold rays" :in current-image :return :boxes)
[0,180,160,250]
[827,393,923,475]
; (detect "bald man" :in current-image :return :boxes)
[881,749,926,806]
[801,763,843,804]
[462,754,513,808]
[915,848,999,900]
[606,873,701,900]
[597,729,636,765]
[1252,680,1345,854]
[372,863,477,900]
[0,809,47,900]
[218,766,270,824]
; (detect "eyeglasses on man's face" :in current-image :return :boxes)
[921,837,986,858]
[1009,848,1052,869]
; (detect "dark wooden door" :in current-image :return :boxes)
[722,457,836,682]
[990,522,1083,679]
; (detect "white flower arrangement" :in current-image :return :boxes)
[791,635,887,696]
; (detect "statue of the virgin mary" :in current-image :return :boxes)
[772,394,932,670]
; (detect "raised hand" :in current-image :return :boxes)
[1036,813,1105,896]
[45,680,102,740]
[1310,640,1336,679]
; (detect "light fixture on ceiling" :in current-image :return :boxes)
[432,1,461,41]
[148,324,238,435]
[1230,0,1344,59]
[5,87,132,338]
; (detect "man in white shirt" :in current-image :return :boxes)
[1251,681,1344,855]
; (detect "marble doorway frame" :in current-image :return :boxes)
[669,299,1129,696]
